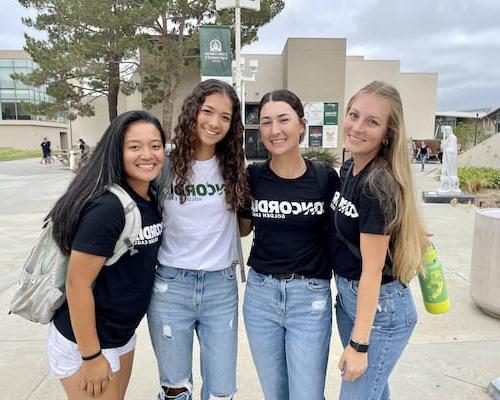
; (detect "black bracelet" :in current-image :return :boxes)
[81,349,102,361]
[349,339,369,353]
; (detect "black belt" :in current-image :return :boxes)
[272,273,306,281]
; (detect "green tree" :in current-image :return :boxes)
[138,0,285,141]
[16,0,152,121]
[454,122,491,151]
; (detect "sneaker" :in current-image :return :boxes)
[157,389,191,400]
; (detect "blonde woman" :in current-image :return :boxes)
[330,81,428,399]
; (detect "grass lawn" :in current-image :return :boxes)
[0,147,42,161]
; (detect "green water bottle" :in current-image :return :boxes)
[418,243,450,314]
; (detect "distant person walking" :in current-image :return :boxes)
[79,138,90,165]
[416,141,428,171]
[40,137,51,165]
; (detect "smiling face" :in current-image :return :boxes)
[123,121,164,195]
[195,92,233,159]
[259,100,305,157]
[343,92,391,163]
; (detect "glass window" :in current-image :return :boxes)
[15,89,30,100]
[245,104,259,125]
[16,102,32,120]
[1,102,17,120]
[0,89,16,99]
[0,67,15,89]
[0,60,13,68]
[13,59,29,68]
[13,67,30,89]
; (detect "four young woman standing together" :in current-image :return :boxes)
[44,79,427,400]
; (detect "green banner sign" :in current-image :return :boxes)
[324,103,338,125]
[199,25,232,77]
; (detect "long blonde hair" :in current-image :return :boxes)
[346,81,429,283]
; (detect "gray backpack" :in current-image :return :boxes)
[9,184,142,324]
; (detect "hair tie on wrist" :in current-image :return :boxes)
[81,349,102,361]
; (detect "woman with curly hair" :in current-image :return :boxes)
[148,79,249,400]
[330,81,428,399]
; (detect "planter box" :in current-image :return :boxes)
[470,208,500,318]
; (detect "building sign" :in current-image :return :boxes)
[323,125,338,148]
[199,26,232,79]
[216,0,260,11]
[305,102,324,125]
[324,103,338,125]
[302,101,339,148]
[308,126,323,147]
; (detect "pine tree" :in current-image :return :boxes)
[16,0,152,121]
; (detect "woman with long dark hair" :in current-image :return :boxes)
[148,79,249,400]
[47,110,165,400]
[331,81,428,399]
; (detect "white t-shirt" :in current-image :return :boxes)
[158,156,237,271]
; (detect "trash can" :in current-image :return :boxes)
[470,208,500,318]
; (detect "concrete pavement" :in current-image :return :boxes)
[0,158,499,399]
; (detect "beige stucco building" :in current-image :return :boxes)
[2,38,438,157]
[0,50,69,151]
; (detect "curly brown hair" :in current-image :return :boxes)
[170,79,250,210]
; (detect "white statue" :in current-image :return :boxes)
[439,125,461,194]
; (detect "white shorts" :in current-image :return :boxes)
[47,322,136,379]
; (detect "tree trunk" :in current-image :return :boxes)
[108,57,120,122]
[163,76,182,143]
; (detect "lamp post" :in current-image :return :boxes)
[474,112,479,146]
[235,1,242,101]
[235,58,258,122]
[215,0,260,102]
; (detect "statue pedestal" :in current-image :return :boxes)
[422,191,475,204]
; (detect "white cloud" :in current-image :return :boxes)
[243,0,500,111]
[2,0,498,110]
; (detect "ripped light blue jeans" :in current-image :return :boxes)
[243,268,332,400]
[334,274,418,400]
[147,265,238,400]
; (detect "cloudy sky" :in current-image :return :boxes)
[2,0,498,111]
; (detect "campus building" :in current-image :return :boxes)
[435,108,500,137]
[2,38,438,156]
[0,50,69,150]
[72,38,437,159]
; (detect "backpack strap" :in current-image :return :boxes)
[247,161,266,191]
[309,159,329,199]
[105,184,142,266]
[234,215,246,283]
[154,154,172,209]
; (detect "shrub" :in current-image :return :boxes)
[302,149,340,167]
[458,167,500,192]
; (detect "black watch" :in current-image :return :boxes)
[349,339,369,353]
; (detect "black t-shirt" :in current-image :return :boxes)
[329,159,394,281]
[239,159,340,279]
[420,146,428,156]
[53,185,162,348]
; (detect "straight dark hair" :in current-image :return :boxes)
[258,89,306,142]
[258,89,305,119]
[48,110,165,255]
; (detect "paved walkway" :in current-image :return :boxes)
[0,158,499,399]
